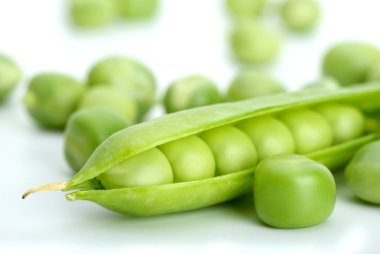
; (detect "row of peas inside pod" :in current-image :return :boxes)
[69,0,159,29]
[226,0,321,64]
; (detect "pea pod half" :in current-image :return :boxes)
[23,84,380,216]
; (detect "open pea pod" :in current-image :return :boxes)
[24,84,380,216]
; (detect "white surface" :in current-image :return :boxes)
[1,0,380,253]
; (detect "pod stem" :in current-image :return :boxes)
[22,181,68,199]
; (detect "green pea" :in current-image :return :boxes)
[315,104,364,144]
[345,141,380,204]
[226,68,285,101]
[322,42,380,86]
[78,86,138,123]
[0,54,22,103]
[69,0,116,28]
[64,108,128,172]
[226,0,267,17]
[163,75,222,113]
[280,0,320,32]
[254,154,336,228]
[98,148,173,189]
[367,62,380,82]
[237,116,295,160]
[159,135,215,182]
[23,73,84,129]
[87,56,156,119]
[116,0,158,19]
[302,77,340,91]
[278,108,333,154]
[199,125,258,175]
[230,19,281,64]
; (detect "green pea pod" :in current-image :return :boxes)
[24,84,380,216]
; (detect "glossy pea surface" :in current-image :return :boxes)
[159,135,215,182]
[237,116,295,160]
[279,108,333,154]
[254,154,336,228]
[98,148,173,189]
[0,54,22,103]
[345,141,380,204]
[64,108,128,172]
[199,125,258,175]
[69,0,116,28]
[163,75,221,113]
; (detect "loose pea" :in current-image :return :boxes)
[280,0,320,32]
[163,75,222,113]
[226,0,267,17]
[230,19,281,64]
[302,77,340,91]
[322,42,380,86]
[0,54,22,103]
[87,56,156,119]
[69,0,116,28]
[159,135,215,182]
[98,148,173,189]
[23,73,84,129]
[254,154,336,228]
[64,108,129,172]
[345,141,380,204]
[226,68,285,101]
[116,0,158,19]
[315,104,364,144]
[278,108,333,154]
[78,86,138,123]
[237,116,295,160]
[199,125,258,175]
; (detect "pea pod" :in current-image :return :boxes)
[23,85,380,216]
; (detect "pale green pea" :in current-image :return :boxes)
[278,108,333,154]
[345,141,380,204]
[87,56,156,119]
[302,77,340,91]
[226,0,267,17]
[0,54,22,103]
[64,108,128,172]
[322,42,380,86]
[230,19,281,64]
[23,73,84,129]
[98,148,173,189]
[315,104,364,144]
[78,86,138,123]
[199,125,258,175]
[159,135,215,182]
[237,116,295,160]
[69,0,116,28]
[163,75,222,113]
[117,0,158,19]
[226,68,285,101]
[280,0,320,32]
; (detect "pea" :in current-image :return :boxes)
[64,108,129,172]
[345,141,380,204]
[315,104,364,144]
[69,0,116,28]
[0,54,22,103]
[278,108,333,154]
[78,86,138,123]
[230,19,281,64]
[98,148,173,189]
[254,154,336,228]
[226,0,267,17]
[226,68,285,101]
[280,0,320,32]
[367,63,380,82]
[199,125,258,175]
[237,116,295,160]
[87,56,156,118]
[159,135,215,182]
[116,0,158,19]
[322,42,380,86]
[23,73,84,129]
[302,77,340,91]
[163,75,222,113]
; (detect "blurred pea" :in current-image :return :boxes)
[226,0,267,17]
[0,54,22,103]
[69,0,116,28]
[117,0,158,19]
[280,0,320,32]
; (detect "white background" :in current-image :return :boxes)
[1,0,380,253]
